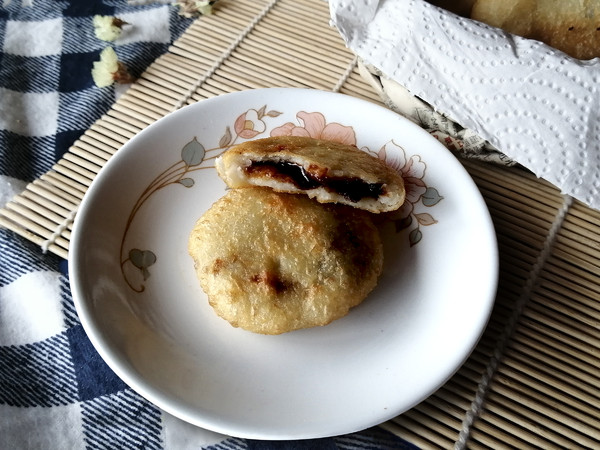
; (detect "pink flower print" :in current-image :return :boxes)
[373,140,443,246]
[234,108,267,139]
[377,141,427,205]
[270,111,356,145]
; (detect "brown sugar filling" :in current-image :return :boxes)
[244,160,384,203]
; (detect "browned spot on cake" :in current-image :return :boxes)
[212,258,225,274]
[250,270,294,295]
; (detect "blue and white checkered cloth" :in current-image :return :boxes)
[0,1,417,448]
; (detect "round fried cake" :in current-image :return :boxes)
[188,187,383,335]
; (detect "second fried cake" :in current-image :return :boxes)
[216,136,405,214]
[188,187,383,335]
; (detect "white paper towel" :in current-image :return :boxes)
[330,0,600,210]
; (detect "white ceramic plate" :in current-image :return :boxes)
[70,88,498,440]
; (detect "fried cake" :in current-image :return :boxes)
[188,187,384,335]
[471,0,600,60]
[216,136,405,213]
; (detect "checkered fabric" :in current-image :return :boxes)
[0,1,417,448]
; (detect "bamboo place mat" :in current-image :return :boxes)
[1,0,599,448]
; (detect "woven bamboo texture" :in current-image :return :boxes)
[1,0,598,448]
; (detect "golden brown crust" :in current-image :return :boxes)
[216,136,405,213]
[471,0,600,60]
[188,187,384,335]
[426,0,476,18]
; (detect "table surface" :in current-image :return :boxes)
[1,0,599,449]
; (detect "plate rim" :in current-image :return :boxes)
[69,87,499,439]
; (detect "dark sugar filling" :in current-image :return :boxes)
[245,160,384,203]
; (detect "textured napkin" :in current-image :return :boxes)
[329,0,600,210]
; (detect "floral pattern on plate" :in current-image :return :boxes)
[120,106,443,292]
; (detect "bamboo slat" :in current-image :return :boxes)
[1,0,598,448]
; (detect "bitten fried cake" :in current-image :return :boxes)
[188,187,384,335]
[216,136,405,213]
